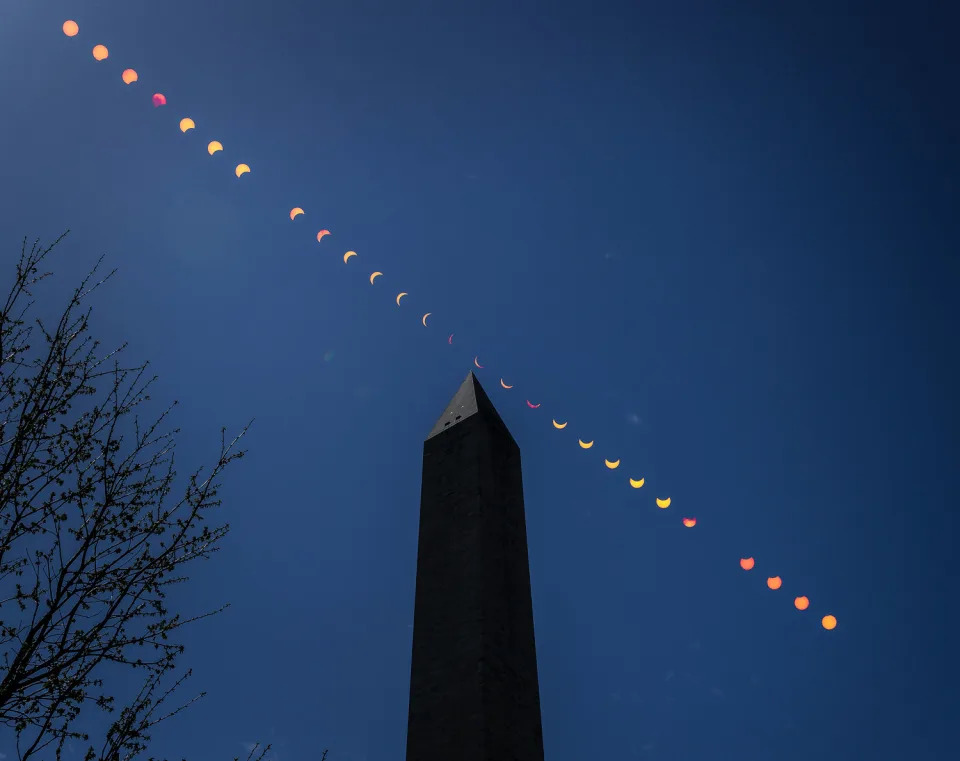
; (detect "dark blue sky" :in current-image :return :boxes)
[2,1,957,759]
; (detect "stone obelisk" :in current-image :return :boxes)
[405,371,545,761]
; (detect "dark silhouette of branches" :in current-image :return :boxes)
[0,233,263,761]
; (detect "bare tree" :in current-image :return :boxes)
[0,233,270,761]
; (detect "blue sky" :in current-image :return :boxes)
[1,1,957,759]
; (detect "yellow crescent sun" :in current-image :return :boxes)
[343,251,357,263]
[235,163,250,177]
[578,439,594,449]
[370,271,382,284]
[656,497,671,509]
[207,141,223,155]
[629,477,645,488]
[179,118,195,133]
[552,420,567,429]
[290,207,304,220]
[500,379,513,389]
[422,313,431,327]
[604,459,620,469]
[396,292,408,306]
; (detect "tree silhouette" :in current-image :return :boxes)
[0,234,281,761]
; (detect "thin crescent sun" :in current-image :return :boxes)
[343,251,357,263]
[422,313,431,327]
[396,292,408,306]
[474,356,483,369]
[500,379,513,389]
[290,207,304,220]
[317,230,331,242]
[578,439,594,449]
[526,400,540,409]
[604,459,620,469]
[629,477,645,488]
[370,271,383,284]
[448,333,454,344]
[656,497,671,509]
[552,420,567,429]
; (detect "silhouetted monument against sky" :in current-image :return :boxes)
[406,371,545,761]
